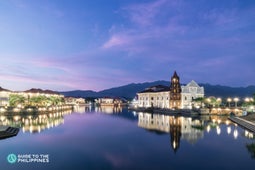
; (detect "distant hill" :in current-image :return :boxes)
[201,84,255,98]
[60,81,255,100]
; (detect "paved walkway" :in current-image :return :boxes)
[229,117,255,133]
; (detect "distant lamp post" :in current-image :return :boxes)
[216,98,222,107]
[227,98,232,108]
[245,97,250,103]
[244,98,254,109]
[234,97,239,108]
[207,98,211,108]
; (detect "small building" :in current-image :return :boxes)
[0,87,11,107]
[65,97,86,105]
[95,97,124,106]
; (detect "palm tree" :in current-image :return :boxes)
[9,94,26,107]
[192,97,205,108]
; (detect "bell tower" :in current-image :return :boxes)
[169,71,181,109]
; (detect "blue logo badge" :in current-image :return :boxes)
[7,154,17,164]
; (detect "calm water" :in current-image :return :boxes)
[0,106,255,170]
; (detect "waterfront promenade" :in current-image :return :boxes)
[229,116,255,133]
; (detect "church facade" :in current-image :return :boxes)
[137,71,204,109]
[181,80,204,109]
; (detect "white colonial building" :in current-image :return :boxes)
[181,80,204,109]
[137,85,170,108]
[136,73,204,109]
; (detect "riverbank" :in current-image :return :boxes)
[129,107,200,117]
[0,105,73,116]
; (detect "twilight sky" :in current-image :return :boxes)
[0,0,255,91]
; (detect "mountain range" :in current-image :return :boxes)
[60,80,255,100]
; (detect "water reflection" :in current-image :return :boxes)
[73,105,93,113]
[95,106,123,114]
[246,143,255,159]
[138,113,204,152]
[137,112,255,153]
[0,110,72,133]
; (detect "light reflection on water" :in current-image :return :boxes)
[0,110,72,133]
[0,106,254,170]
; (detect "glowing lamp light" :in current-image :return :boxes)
[206,126,211,133]
[233,129,238,139]
[227,127,231,134]
[216,126,221,135]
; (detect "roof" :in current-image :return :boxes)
[172,71,179,79]
[138,85,169,93]
[186,80,199,87]
[0,87,11,92]
[24,88,60,95]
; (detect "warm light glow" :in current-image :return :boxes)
[234,97,239,102]
[233,129,238,139]
[225,120,229,125]
[216,126,221,135]
[227,98,232,102]
[173,141,176,149]
[227,127,231,134]
[245,97,250,102]
[245,130,254,139]
[206,125,211,133]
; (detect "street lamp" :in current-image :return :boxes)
[234,97,239,108]
[217,98,222,107]
[227,98,232,108]
[245,97,250,103]
[207,98,211,108]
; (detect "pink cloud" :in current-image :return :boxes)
[102,34,132,49]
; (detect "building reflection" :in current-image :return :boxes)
[73,105,93,113]
[0,110,72,133]
[138,113,204,153]
[95,106,123,114]
[137,112,253,153]
[169,117,181,152]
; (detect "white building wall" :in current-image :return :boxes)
[137,80,204,110]
[0,91,10,107]
[137,92,169,108]
[181,80,204,109]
